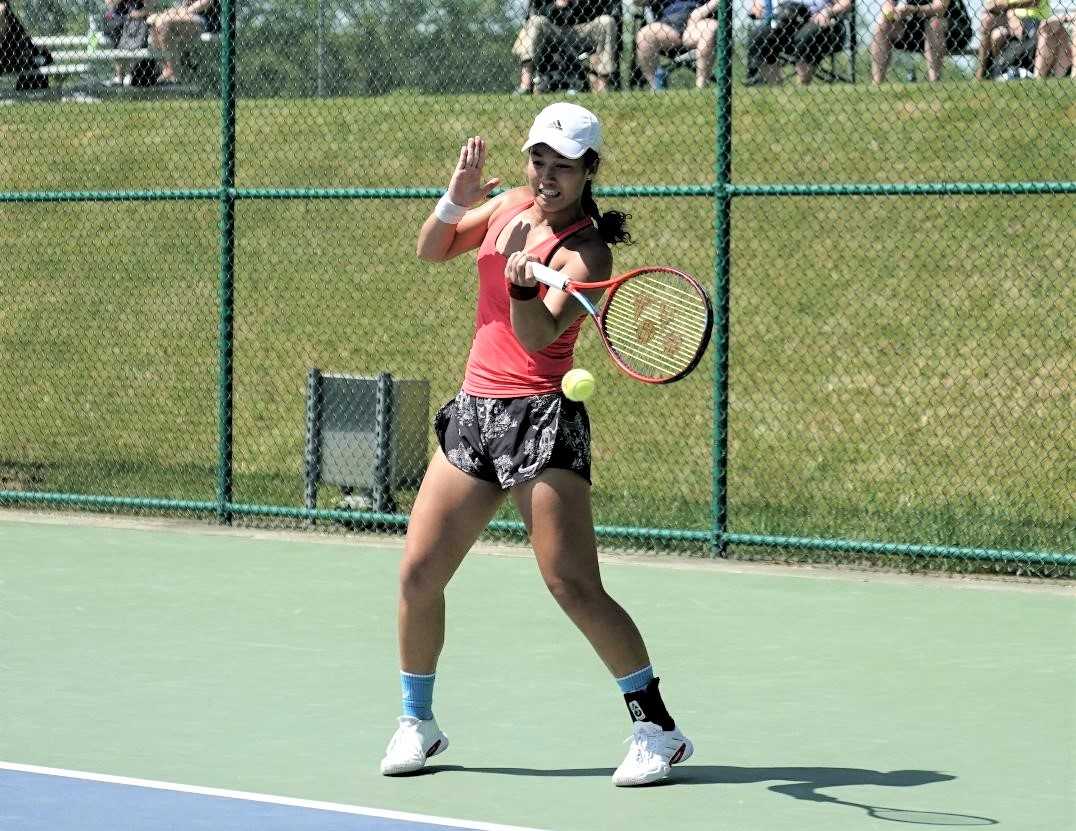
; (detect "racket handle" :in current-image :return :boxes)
[531,263,570,291]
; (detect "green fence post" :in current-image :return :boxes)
[711,0,733,557]
[216,0,237,525]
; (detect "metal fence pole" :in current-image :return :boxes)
[711,0,734,557]
[317,0,327,97]
[216,0,237,524]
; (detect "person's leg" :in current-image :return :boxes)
[871,9,900,84]
[1069,20,1076,76]
[513,468,691,786]
[380,449,505,776]
[987,25,1013,74]
[635,21,682,88]
[399,449,506,675]
[513,469,648,675]
[512,15,557,92]
[976,12,1003,78]
[791,22,832,85]
[682,17,718,87]
[576,15,616,92]
[761,23,791,83]
[924,15,946,81]
[1034,18,1067,76]
[154,14,201,80]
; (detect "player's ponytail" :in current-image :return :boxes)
[582,150,632,246]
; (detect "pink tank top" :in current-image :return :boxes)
[462,199,594,397]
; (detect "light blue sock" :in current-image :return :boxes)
[615,664,654,695]
[401,671,436,720]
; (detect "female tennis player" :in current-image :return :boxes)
[380,103,693,787]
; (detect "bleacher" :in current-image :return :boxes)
[2,29,218,102]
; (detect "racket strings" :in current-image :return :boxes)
[602,273,711,379]
[605,312,707,372]
[611,278,711,340]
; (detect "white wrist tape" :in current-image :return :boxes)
[434,194,468,224]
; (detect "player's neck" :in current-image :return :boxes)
[533,204,588,233]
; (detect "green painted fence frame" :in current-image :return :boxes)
[2,0,1074,569]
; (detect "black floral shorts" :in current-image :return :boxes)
[434,390,591,489]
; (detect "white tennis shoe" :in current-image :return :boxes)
[612,721,693,786]
[379,715,449,775]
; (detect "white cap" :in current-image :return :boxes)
[521,102,603,159]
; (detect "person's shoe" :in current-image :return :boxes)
[380,715,449,775]
[511,85,532,96]
[612,721,693,786]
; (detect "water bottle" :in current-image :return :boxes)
[654,66,668,90]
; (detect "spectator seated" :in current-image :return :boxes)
[147,0,221,85]
[633,0,719,90]
[870,0,973,83]
[744,0,855,85]
[512,0,621,94]
[974,0,1052,79]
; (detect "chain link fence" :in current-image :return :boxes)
[2,0,1073,574]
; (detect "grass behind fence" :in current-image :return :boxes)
[2,84,1073,555]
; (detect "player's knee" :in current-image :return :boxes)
[399,559,444,603]
[544,574,602,612]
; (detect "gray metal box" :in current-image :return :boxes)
[317,373,429,490]
[304,371,430,513]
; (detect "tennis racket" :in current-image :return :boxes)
[530,263,713,385]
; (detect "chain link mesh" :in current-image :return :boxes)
[2,0,1073,574]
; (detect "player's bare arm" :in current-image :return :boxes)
[505,239,611,353]
[417,136,503,262]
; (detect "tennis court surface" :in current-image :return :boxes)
[2,514,1073,830]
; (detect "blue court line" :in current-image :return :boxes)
[0,763,546,831]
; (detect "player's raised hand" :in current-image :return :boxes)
[446,136,500,207]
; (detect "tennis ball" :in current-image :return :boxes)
[562,368,596,401]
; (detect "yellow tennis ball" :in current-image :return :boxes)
[562,368,596,401]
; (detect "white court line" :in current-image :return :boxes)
[0,761,549,831]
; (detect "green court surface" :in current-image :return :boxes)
[1,514,1073,830]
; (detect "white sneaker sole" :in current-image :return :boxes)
[380,734,449,776]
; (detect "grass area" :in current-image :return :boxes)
[1,83,1073,561]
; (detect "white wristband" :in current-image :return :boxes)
[434,194,468,225]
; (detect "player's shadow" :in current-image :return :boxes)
[424,763,946,786]
[421,765,999,825]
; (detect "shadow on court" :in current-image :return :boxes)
[419,765,999,825]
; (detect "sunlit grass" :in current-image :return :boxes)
[1,84,1072,559]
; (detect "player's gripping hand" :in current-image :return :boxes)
[504,251,542,290]
[446,136,501,208]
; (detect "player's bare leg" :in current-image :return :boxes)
[382,449,505,775]
[514,469,648,676]
[513,469,693,786]
[398,449,504,671]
